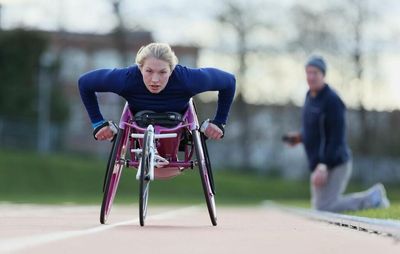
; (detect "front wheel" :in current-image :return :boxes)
[139,129,152,226]
[193,130,217,226]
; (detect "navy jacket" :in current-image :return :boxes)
[302,84,351,171]
[78,65,236,128]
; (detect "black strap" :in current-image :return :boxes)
[93,121,109,140]
[92,121,118,141]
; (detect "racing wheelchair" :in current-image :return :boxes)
[99,99,217,226]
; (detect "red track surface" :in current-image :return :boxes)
[1,204,399,254]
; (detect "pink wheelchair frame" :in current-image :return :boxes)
[100,99,217,226]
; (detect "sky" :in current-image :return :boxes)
[1,0,400,111]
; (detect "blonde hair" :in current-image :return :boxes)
[135,43,179,71]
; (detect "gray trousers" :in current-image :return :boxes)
[311,161,376,212]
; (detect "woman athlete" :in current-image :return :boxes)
[78,43,236,141]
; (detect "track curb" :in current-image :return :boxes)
[263,201,400,240]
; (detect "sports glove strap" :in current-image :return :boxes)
[93,121,118,141]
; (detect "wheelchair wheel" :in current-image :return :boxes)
[193,130,217,226]
[100,128,128,224]
[139,129,151,226]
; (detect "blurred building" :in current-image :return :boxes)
[197,101,400,183]
[44,30,199,155]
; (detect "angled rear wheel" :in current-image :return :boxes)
[193,130,217,226]
[100,128,128,224]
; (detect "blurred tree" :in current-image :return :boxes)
[341,0,373,155]
[0,29,45,121]
[110,0,130,66]
[0,29,68,124]
[217,0,272,168]
[0,4,3,29]
[289,4,340,55]
[329,0,391,156]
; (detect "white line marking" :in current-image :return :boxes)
[0,206,200,253]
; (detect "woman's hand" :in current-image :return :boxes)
[95,126,115,141]
[204,123,224,140]
[93,121,118,141]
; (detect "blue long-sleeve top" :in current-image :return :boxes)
[78,64,236,128]
[301,84,351,171]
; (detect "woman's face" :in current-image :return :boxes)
[140,57,172,94]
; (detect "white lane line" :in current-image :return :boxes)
[0,206,200,253]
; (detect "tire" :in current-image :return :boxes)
[201,133,216,195]
[100,128,128,224]
[139,129,151,226]
[193,130,217,226]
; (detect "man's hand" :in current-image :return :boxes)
[282,132,302,147]
[311,163,328,188]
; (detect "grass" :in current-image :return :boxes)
[345,204,400,220]
[0,148,310,205]
[275,200,400,220]
[1,149,400,220]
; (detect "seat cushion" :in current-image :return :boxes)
[133,111,184,128]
